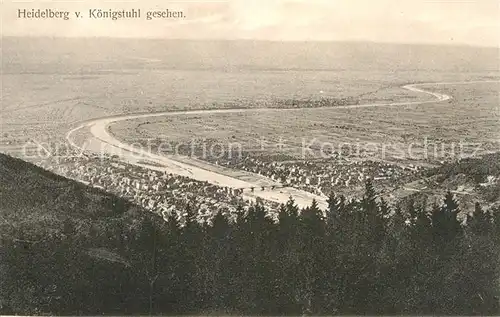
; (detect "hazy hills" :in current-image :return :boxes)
[2,37,499,74]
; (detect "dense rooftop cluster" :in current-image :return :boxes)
[33,155,278,222]
[228,157,421,196]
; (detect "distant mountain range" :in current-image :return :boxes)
[2,37,499,74]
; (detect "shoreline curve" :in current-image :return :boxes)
[65,80,499,208]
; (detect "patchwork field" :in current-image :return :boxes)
[2,70,492,143]
[1,39,499,170]
[2,38,499,151]
[110,81,500,165]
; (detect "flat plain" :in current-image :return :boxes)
[110,81,500,165]
[1,38,499,176]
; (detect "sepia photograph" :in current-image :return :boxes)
[1,0,499,315]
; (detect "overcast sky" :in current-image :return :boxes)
[2,0,499,47]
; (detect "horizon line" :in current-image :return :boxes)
[2,35,499,50]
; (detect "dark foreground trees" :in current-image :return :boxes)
[2,182,499,315]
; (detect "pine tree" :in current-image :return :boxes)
[178,203,203,312]
[323,192,349,314]
[285,196,299,219]
[326,192,340,231]
[391,205,408,232]
[206,210,233,312]
[359,179,386,247]
[279,198,300,233]
[413,203,432,237]
[298,199,326,314]
[379,197,390,215]
[276,198,302,314]
[406,199,418,222]
[237,202,277,314]
[427,193,468,314]
[431,191,463,242]
[155,212,181,313]
[453,202,500,315]
[377,197,391,237]
[301,199,324,231]
[467,202,493,235]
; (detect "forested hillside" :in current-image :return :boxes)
[0,153,499,315]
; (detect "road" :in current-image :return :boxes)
[66,80,499,209]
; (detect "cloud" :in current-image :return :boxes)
[2,0,499,46]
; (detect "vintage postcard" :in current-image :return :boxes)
[1,0,499,315]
